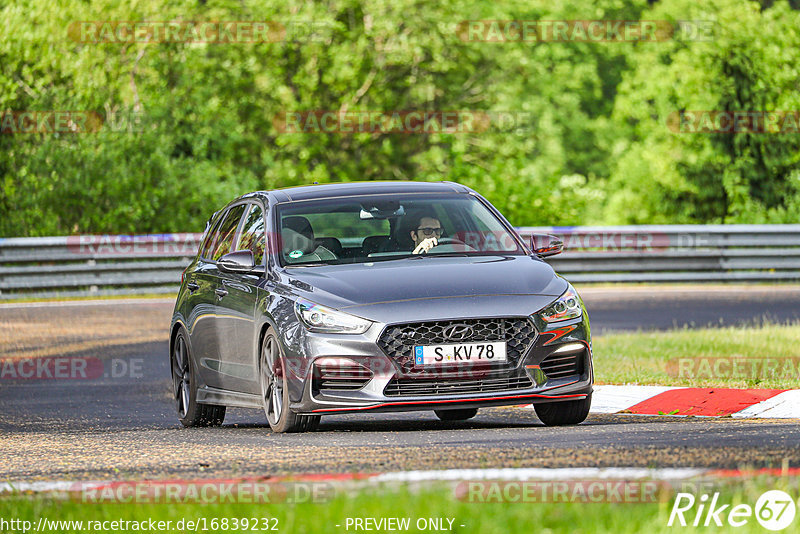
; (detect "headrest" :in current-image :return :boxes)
[282,216,314,242]
[281,227,315,256]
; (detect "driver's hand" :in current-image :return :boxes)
[413,237,438,254]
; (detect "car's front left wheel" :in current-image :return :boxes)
[172,328,226,427]
[534,394,591,426]
[260,329,320,433]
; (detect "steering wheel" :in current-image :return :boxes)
[431,237,477,252]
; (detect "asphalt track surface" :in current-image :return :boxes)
[2,286,799,481]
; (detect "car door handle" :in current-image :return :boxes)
[187,282,200,293]
[215,288,229,299]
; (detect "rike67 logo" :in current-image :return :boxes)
[669,490,797,531]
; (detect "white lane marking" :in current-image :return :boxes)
[373,467,709,482]
[732,390,800,419]
[577,285,800,297]
[0,298,174,309]
[1,468,711,494]
[0,481,105,492]
[591,385,684,413]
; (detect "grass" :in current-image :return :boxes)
[1,478,797,534]
[593,322,800,389]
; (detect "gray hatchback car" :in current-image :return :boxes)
[170,181,593,432]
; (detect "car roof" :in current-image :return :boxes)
[243,181,472,203]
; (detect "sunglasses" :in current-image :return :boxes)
[417,227,444,237]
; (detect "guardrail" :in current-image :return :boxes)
[516,225,800,284]
[1,225,798,299]
[0,234,202,299]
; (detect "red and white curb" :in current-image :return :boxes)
[590,385,800,418]
[4,467,799,495]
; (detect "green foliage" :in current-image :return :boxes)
[1,0,799,236]
[607,0,800,223]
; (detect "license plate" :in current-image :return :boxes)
[413,341,507,366]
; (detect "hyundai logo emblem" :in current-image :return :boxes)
[443,324,474,341]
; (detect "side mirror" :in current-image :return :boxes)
[531,234,563,257]
[218,250,256,273]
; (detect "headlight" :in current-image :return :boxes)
[294,298,372,334]
[539,285,583,323]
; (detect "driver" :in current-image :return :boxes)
[410,214,444,254]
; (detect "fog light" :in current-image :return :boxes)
[551,342,585,355]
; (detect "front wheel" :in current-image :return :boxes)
[260,329,320,433]
[534,394,591,426]
[171,328,225,427]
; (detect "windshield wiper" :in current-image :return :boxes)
[412,252,470,258]
[284,262,329,267]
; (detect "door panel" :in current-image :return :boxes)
[191,203,247,390]
[186,262,224,389]
[215,273,260,392]
[214,202,266,393]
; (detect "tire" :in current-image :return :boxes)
[534,394,592,426]
[259,329,320,433]
[434,408,478,421]
[171,328,226,427]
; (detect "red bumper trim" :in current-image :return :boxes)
[311,391,587,413]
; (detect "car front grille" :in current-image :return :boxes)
[377,317,536,373]
[383,375,534,397]
[540,351,583,380]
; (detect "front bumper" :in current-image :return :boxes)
[283,312,593,416]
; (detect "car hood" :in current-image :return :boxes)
[278,255,568,319]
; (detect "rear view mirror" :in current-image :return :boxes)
[359,201,405,219]
[531,234,563,257]
[218,250,256,273]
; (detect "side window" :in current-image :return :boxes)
[210,204,247,261]
[236,204,266,265]
[200,215,224,259]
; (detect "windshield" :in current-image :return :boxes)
[275,193,525,266]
